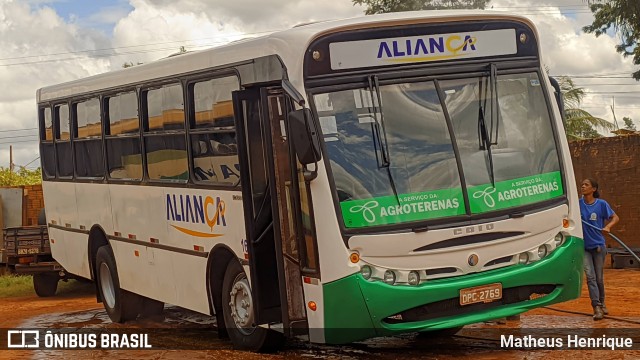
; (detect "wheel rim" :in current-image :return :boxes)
[228,273,255,335]
[99,262,116,309]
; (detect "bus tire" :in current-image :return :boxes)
[33,273,58,297]
[221,260,284,352]
[96,246,143,323]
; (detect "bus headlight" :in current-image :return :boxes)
[554,233,565,247]
[519,252,529,264]
[538,245,548,259]
[408,271,420,286]
[383,270,397,285]
[361,265,372,280]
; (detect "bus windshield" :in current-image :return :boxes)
[313,72,563,229]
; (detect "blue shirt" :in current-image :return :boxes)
[579,198,615,250]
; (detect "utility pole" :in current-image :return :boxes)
[9,145,13,174]
[610,96,620,132]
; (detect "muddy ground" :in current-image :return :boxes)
[2,268,640,359]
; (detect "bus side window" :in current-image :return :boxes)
[74,97,104,178]
[40,107,56,179]
[143,83,188,182]
[55,103,73,178]
[105,91,143,181]
[189,76,240,186]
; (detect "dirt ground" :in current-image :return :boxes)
[1,268,640,359]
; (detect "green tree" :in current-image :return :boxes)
[583,1,640,80]
[559,76,614,140]
[353,0,490,14]
[623,116,636,130]
[0,167,41,186]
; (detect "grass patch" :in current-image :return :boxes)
[0,274,32,298]
[0,274,93,298]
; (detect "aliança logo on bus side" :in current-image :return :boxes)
[166,194,227,237]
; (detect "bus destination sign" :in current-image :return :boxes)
[329,28,517,70]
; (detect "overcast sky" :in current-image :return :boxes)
[1,0,638,168]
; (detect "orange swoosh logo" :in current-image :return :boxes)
[171,225,224,238]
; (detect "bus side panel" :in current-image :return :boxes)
[46,181,88,277]
[164,188,247,315]
[43,181,69,270]
[307,162,356,283]
[170,253,210,314]
[109,184,178,306]
[303,281,326,343]
[75,182,113,275]
[541,74,582,241]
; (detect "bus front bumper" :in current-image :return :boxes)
[322,236,583,344]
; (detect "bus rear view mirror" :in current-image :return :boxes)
[289,108,321,178]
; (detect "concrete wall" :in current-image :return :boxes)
[569,134,640,248]
[0,184,45,227]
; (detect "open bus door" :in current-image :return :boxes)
[233,85,318,340]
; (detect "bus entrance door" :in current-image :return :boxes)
[233,86,308,335]
[264,89,309,335]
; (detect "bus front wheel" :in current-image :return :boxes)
[221,260,283,352]
[96,246,143,323]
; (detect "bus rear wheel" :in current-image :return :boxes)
[96,246,143,323]
[221,260,283,352]
[33,273,58,297]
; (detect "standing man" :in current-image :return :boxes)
[579,178,619,320]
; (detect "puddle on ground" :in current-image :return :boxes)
[12,307,640,359]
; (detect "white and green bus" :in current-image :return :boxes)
[37,10,583,351]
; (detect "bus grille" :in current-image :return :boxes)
[383,284,555,324]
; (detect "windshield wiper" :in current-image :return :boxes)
[478,71,496,188]
[477,105,495,187]
[489,63,500,146]
[368,75,400,204]
[368,75,390,168]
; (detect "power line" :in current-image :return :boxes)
[0,127,38,133]
[575,83,640,86]
[553,76,636,79]
[586,91,640,94]
[0,29,282,65]
[492,4,587,9]
[0,134,38,141]
[0,139,38,145]
[0,45,217,67]
[23,157,40,168]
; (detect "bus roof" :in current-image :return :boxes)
[37,10,535,102]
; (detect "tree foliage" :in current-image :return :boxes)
[623,116,636,131]
[559,76,614,140]
[353,0,490,14]
[583,0,640,80]
[0,167,42,186]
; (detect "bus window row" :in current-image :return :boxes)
[40,76,240,187]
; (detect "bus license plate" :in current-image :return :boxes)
[459,283,502,306]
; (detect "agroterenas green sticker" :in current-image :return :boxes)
[340,188,465,228]
[339,171,564,228]
[468,171,563,213]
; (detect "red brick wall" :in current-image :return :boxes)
[569,135,640,248]
[24,185,44,226]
